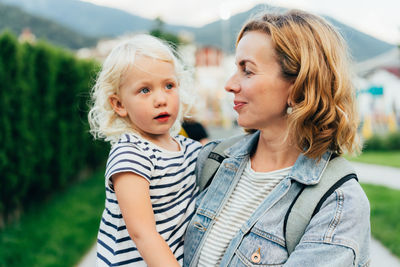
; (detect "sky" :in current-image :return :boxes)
[81,0,400,44]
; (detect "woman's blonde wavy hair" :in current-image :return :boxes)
[88,34,193,144]
[238,9,361,159]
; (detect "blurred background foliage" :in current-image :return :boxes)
[363,132,400,151]
[0,31,108,226]
[149,17,182,48]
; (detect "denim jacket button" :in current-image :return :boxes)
[251,248,261,263]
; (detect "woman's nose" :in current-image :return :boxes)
[225,73,240,93]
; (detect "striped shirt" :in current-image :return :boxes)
[97,133,201,266]
[198,159,292,266]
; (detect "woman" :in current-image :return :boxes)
[184,9,370,267]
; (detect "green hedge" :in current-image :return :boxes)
[0,31,107,223]
[363,131,400,151]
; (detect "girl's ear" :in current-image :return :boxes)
[109,94,128,117]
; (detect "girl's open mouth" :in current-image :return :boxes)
[154,112,170,122]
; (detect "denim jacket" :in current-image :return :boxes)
[184,131,370,267]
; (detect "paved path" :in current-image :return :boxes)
[352,162,400,189]
[371,238,400,267]
[353,162,400,267]
[77,127,400,267]
[77,244,96,267]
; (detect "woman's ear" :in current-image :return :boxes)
[109,94,128,117]
[287,83,295,106]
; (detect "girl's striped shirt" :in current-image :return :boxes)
[97,133,201,266]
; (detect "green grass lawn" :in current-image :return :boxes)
[346,151,400,168]
[348,151,400,257]
[361,183,400,258]
[0,170,105,267]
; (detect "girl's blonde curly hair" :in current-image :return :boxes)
[88,34,193,144]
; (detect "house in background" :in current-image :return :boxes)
[191,46,236,127]
[18,28,36,43]
[355,48,400,138]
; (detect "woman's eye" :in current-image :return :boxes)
[140,87,150,94]
[243,68,252,76]
[165,83,175,90]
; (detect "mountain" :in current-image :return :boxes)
[0,0,192,37]
[0,2,97,49]
[324,17,395,62]
[0,0,395,62]
[192,5,396,62]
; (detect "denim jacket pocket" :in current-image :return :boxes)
[230,227,288,266]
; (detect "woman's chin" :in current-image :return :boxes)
[237,119,253,129]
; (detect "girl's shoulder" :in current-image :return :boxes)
[105,134,156,184]
[107,133,154,162]
[112,133,152,150]
[175,135,202,153]
[109,134,202,160]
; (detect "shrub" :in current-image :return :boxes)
[363,131,400,151]
[385,131,400,150]
[0,32,107,223]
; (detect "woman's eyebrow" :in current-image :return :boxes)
[238,59,256,66]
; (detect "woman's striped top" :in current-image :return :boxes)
[198,159,292,266]
[97,133,201,266]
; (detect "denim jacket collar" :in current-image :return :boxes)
[224,131,332,185]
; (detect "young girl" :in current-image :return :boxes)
[88,34,202,266]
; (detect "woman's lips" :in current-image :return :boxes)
[233,101,246,111]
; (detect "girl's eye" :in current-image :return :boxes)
[140,87,150,94]
[165,83,175,90]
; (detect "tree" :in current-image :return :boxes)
[149,17,181,48]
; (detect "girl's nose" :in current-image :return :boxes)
[224,73,240,93]
[154,90,167,107]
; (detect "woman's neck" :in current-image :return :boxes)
[250,130,300,172]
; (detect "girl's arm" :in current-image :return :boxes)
[113,172,180,267]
